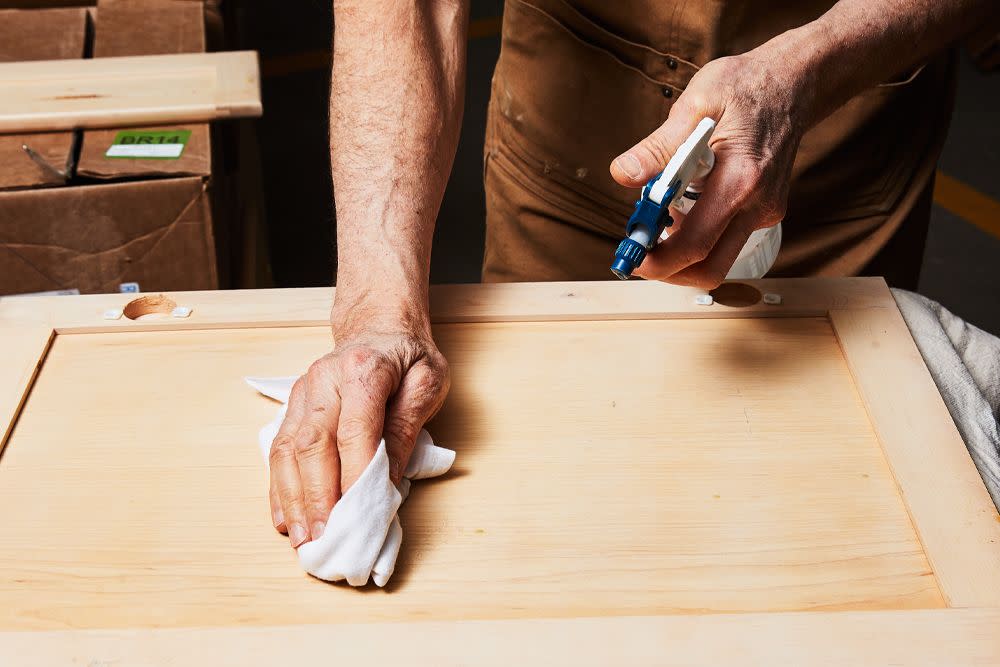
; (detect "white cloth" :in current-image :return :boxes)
[246,376,456,587]
[893,290,1000,508]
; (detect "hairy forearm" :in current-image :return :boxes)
[752,0,994,129]
[329,1,469,331]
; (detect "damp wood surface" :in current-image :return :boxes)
[0,317,945,631]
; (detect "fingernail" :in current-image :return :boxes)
[272,508,284,529]
[311,521,326,540]
[615,153,642,180]
[288,523,308,547]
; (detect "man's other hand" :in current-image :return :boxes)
[268,316,449,548]
[610,51,808,288]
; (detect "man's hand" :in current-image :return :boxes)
[275,0,468,547]
[268,308,449,548]
[610,52,805,289]
[609,0,996,289]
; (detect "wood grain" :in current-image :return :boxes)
[832,308,1000,606]
[0,318,941,631]
[0,277,894,333]
[0,51,261,132]
[0,326,53,458]
[4,609,1000,666]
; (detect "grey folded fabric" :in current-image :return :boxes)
[893,289,1000,508]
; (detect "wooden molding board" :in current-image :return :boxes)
[0,326,52,457]
[0,51,261,132]
[0,278,996,662]
[832,308,1000,606]
[1,277,891,333]
[4,609,1000,666]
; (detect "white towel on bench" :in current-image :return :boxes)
[246,376,455,587]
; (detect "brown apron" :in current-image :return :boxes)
[482,0,956,288]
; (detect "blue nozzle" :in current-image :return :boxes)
[610,175,679,280]
[611,238,647,280]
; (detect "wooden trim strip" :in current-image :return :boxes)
[831,306,1000,607]
[0,278,893,334]
[3,609,999,665]
[0,51,262,133]
[0,326,54,460]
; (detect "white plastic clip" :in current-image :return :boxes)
[171,306,192,318]
[102,309,123,320]
[763,293,782,305]
[694,294,714,306]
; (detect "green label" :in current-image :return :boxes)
[105,130,192,160]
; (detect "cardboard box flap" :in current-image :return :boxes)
[77,0,211,180]
[0,8,87,190]
[0,177,217,295]
[0,7,87,61]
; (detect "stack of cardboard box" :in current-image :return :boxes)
[0,0,256,296]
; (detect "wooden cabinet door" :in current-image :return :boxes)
[1,279,997,664]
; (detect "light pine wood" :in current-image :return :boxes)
[0,51,261,132]
[0,277,896,334]
[0,278,997,662]
[0,326,52,456]
[4,609,1000,667]
[0,320,941,630]
[832,307,1000,606]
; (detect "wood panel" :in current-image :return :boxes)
[0,277,893,334]
[0,319,942,630]
[0,326,52,456]
[832,307,1000,606]
[0,51,261,132]
[4,609,1000,667]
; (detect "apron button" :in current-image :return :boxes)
[662,87,673,98]
[668,57,678,69]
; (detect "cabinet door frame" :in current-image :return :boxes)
[1,278,997,664]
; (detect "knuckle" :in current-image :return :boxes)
[735,162,764,198]
[303,485,334,510]
[289,377,307,399]
[418,363,448,397]
[336,415,374,449]
[269,436,296,466]
[347,346,376,368]
[385,412,419,447]
[636,140,668,170]
[336,345,380,378]
[685,91,709,113]
[305,355,337,383]
[293,425,331,459]
[275,483,302,508]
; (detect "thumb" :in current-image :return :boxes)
[610,111,703,188]
[383,362,449,484]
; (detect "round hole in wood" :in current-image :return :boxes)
[123,295,177,320]
[709,282,762,307]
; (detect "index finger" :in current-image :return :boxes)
[336,364,397,492]
[634,157,750,281]
[293,379,342,542]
